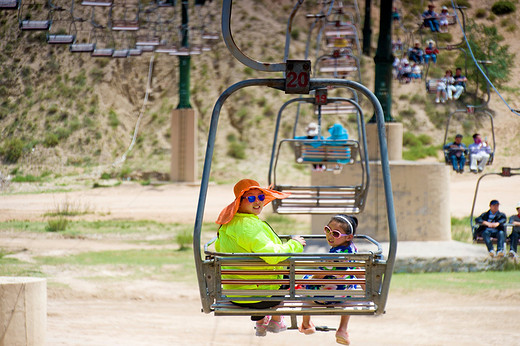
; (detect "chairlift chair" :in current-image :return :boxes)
[442,108,495,167]
[316,52,361,82]
[267,93,368,215]
[469,168,520,244]
[90,27,115,57]
[110,0,139,30]
[18,0,52,31]
[195,77,395,323]
[0,0,20,10]
[194,0,397,329]
[81,0,112,7]
[68,15,95,52]
[46,3,77,44]
[323,20,360,56]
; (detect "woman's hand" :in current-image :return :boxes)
[291,236,306,246]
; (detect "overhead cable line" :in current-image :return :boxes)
[450,0,520,116]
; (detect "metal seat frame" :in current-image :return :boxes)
[442,108,495,167]
[268,96,369,215]
[194,0,397,328]
[470,167,520,244]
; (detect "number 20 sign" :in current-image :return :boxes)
[285,60,311,94]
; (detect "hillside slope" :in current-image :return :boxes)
[0,0,519,184]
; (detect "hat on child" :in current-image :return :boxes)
[442,6,448,10]
[216,179,290,225]
[306,122,319,137]
[516,201,520,209]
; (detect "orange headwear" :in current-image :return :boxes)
[216,179,290,225]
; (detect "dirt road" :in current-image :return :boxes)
[2,173,520,345]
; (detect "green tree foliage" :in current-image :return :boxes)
[491,1,516,15]
[456,20,514,93]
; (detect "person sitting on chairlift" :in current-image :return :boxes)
[306,122,326,171]
[468,133,492,173]
[508,202,520,259]
[453,67,467,100]
[475,199,507,258]
[422,4,440,32]
[444,134,467,173]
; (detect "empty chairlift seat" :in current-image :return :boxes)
[81,0,112,6]
[19,20,51,30]
[0,0,19,9]
[319,57,358,75]
[316,101,358,115]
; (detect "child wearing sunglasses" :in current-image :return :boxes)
[215,179,306,337]
[299,214,360,345]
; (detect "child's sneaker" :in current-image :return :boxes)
[255,316,271,337]
[267,317,287,333]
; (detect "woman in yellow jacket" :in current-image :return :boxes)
[215,178,306,337]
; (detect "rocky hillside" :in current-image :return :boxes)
[0,0,519,184]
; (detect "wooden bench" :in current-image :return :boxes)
[319,57,359,76]
[0,0,19,9]
[272,185,364,214]
[472,224,517,244]
[111,20,140,31]
[81,0,112,6]
[136,35,161,46]
[294,140,357,165]
[444,150,494,167]
[47,34,75,44]
[315,103,358,115]
[426,79,442,94]
[19,20,51,31]
[70,43,96,53]
[91,48,115,57]
[203,235,387,317]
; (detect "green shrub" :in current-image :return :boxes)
[400,108,416,117]
[1,138,24,163]
[403,132,419,147]
[175,228,193,250]
[491,1,516,15]
[44,133,59,147]
[403,145,438,161]
[108,109,119,128]
[45,217,68,232]
[476,9,487,18]
[442,0,470,8]
[11,174,40,183]
[417,133,433,145]
[291,27,300,40]
[227,140,246,159]
[100,172,111,180]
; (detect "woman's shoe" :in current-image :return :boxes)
[298,321,316,335]
[267,317,287,333]
[255,316,271,337]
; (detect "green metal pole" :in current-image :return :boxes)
[362,0,372,56]
[370,0,394,123]
[177,0,192,109]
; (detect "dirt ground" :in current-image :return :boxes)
[2,173,520,345]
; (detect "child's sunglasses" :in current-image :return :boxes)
[242,194,266,203]
[324,225,350,238]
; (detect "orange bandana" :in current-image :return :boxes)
[215,179,290,225]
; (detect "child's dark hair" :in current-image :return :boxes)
[329,214,358,235]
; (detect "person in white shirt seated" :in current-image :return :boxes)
[468,133,492,173]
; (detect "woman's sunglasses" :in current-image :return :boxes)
[242,194,266,203]
[324,225,350,238]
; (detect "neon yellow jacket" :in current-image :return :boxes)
[215,213,304,302]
